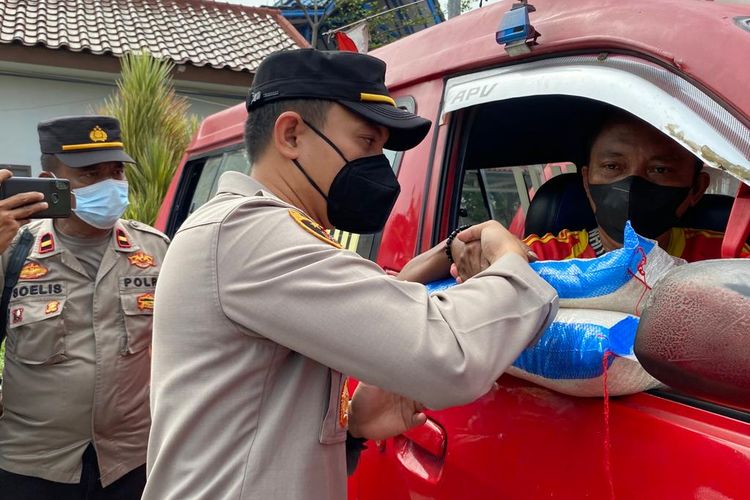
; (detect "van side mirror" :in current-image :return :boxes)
[635,260,750,412]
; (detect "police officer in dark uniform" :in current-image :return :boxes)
[0,116,168,500]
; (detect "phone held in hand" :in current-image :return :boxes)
[0,177,72,218]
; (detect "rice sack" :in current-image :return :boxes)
[528,222,684,316]
[424,223,673,396]
[506,309,661,396]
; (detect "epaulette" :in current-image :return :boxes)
[123,220,171,244]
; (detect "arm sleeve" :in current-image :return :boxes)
[217,206,558,409]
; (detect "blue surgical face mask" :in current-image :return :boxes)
[72,179,129,229]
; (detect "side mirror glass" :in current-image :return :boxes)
[635,259,750,412]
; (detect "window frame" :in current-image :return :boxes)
[165,143,246,237]
[433,55,750,418]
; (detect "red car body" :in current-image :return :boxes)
[155,0,750,497]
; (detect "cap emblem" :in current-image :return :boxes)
[89,126,108,142]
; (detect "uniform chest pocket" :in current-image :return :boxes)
[119,287,155,355]
[319,370,349,445]
[7,297,67,365]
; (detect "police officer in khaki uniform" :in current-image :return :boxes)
[145,49,558,500]
[0,116,168,499]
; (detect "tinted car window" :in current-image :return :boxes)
[187,149,251,216]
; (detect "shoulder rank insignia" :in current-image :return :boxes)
[289,209,342,249]
[137,292,155,311]
[20,262,48,280]
[39,232,55,254]
[128,251,156,269]
[116,228,132,249]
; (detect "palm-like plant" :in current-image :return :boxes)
[100,52,198,225]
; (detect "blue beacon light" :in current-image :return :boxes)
[496,1,540,55]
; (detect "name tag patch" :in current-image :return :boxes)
[121,276,158,289]
[12,282,64,299]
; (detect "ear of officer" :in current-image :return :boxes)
[246,48,430,237]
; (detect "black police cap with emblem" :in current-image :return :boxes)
[38,115,135,168]
[246,49,431,151]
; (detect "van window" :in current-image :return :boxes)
[187,149,250,215]
[165,147,251,236]
[458,164,577,228]
[438,61,749,416]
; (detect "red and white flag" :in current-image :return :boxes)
[335,22,370,53]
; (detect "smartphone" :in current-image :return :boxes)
[0,177,72,218]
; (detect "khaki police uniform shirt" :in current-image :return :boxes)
[144,172,558,500]
[0,218,168,486]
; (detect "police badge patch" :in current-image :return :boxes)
[45,300,61,315]
[128,251,156,269]
[137,293,155,311]
[20,262,49,280]
[288,209,342,249]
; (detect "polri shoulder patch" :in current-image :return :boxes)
[288,209,342,249]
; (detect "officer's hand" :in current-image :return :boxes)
[457,220,536,265]
[449,235,485,283]
[348,382,427,441]
[0,170,47,253]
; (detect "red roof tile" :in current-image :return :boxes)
[0,0,308,72]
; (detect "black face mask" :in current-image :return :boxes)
[588,176,692,244]
[292,119,401,234]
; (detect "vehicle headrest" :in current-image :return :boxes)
[523,174,596,237]
[523,173,735,237]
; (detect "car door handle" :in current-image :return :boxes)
[394,418,447,483]
[402,419,446,457]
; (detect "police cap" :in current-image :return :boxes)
[38,115,135,168]
[246,49,431,151]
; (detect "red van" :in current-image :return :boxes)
[155,0,750,497]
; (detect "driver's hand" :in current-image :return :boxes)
[457,220,536,266]
[449,236,485,283]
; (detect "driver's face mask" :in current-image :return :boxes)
[588,175,692,243]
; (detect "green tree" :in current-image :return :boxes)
[100,52,198,225]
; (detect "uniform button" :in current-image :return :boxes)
[129,221,140,229]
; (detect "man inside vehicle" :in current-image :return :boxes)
[522,110,750,262]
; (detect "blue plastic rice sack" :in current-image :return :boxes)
[425,223,672,396]
[505,309,661,396]
[528,222,684,316]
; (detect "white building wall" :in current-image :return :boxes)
[0,71,242,174]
